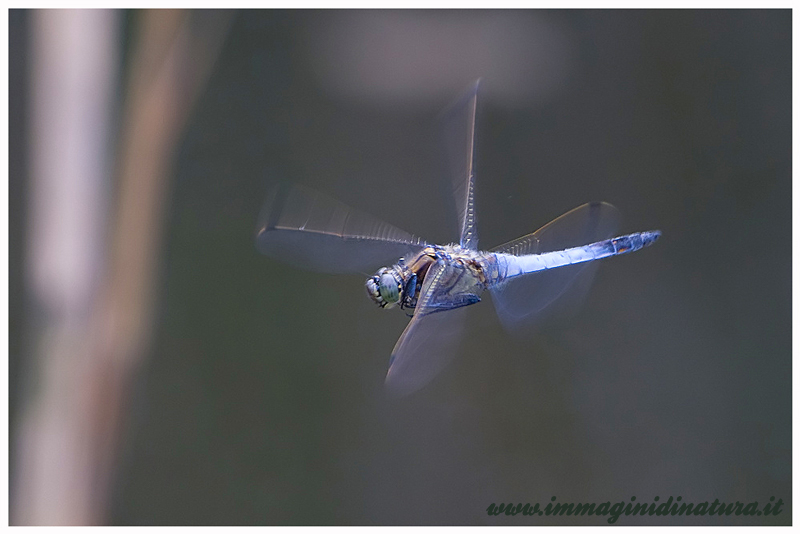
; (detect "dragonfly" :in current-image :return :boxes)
[256,80,660,397]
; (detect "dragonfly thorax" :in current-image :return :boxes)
[366,246,470,311]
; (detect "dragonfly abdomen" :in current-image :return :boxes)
[490,230,661,283]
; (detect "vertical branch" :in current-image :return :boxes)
[14,10,120,525]
[89,10,230,519]
[14,9,231,524]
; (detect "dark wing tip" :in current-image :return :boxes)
[587,200,618,212]
[436,78,483,123]
[256,182,293,234]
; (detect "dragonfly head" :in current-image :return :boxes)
[366,267,403,309]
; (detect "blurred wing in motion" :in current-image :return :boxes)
[384,261,472,397]
[256,183,427,274]
[440,79,480,250]
[490,201,621,330]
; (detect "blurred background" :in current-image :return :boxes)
[9,9,790,525]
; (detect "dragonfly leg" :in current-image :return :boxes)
[402,273,418,309]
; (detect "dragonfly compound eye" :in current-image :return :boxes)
[379,272,401,305]
[365,268,403,308]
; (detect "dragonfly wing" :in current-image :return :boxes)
[489,202,621,330]
[384,261,470,397]
[441,79,479,250]
[256,183,427,274]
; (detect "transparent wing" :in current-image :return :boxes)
[384,261,472,397]
[489,202,621,330]
[440,79,479,250]
[255,183,427,274]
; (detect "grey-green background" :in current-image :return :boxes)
[10,10,791,525]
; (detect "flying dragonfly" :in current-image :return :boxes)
[256,80,660,396]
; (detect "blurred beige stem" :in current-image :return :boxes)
[16,9,229,525]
